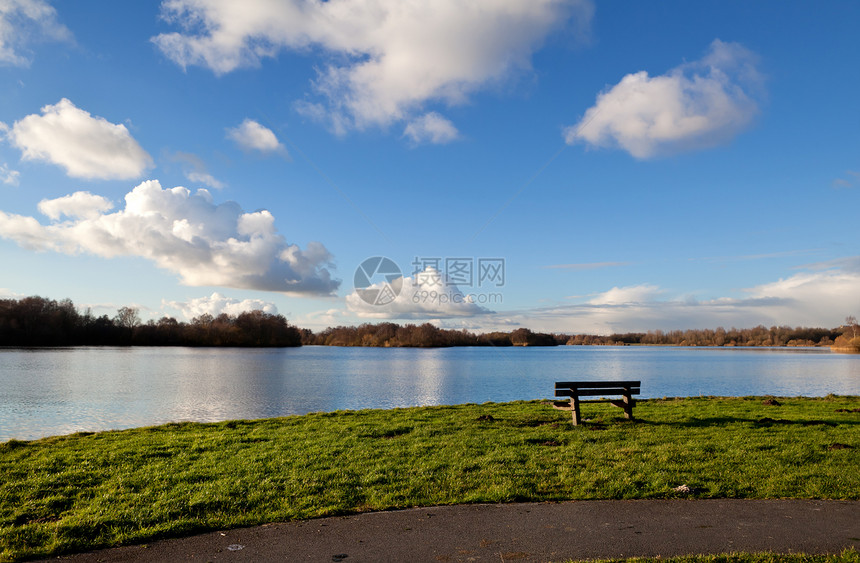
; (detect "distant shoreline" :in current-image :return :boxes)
[3,295,858,351]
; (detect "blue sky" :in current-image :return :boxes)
[1,0,858,334]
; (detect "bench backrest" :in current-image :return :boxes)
[555,381,640,397]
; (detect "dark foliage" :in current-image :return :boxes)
[301,323,564,347]
[596,325,844,347]
[0,296,301,347]
[302,323,846,348]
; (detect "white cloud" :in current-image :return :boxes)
[565,39,762,158]
[0,0,71,66]
[9,98,153,179]
[1,163,19,186]
[154,0,592,134]
[403,112,460,145]
[1,120,20,185]
[165,292,278,320]
[471,263,860,334]
[587,284,663,305]
[36,191,113,220]
[186,171,225,189]
[346,267,494,319]
[741,268,860,326]
[294,307,353,331]
[168,150,225,189]
[802,256,860,273]
[226,119,286,155]
[0,179,340,295]
[306,259,860,334]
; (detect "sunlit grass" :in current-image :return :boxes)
[1,396,858,561]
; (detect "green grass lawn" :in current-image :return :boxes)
[1,396,858,561]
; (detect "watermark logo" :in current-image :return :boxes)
[354,256,403,305]
[354,256,506,307]
[411,257,505,287]
[412,290,503,305]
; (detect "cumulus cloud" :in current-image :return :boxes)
[565,39,763,158]
[36,191,113,220]
[346,267,494,319]
[1,163,19,186]
[403,112,460,145]
[165,292,278,320]
[0,179,340,295]
[153,0,591,134]
[9,98,153,179]
[0,0,71,66]
[226,119,286,155]
[741,268,860,326]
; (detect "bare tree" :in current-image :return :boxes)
[846,315,858,339]
[114,307,141,330]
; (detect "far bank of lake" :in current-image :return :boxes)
[1,345,858,441]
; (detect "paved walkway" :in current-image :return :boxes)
[46,500,860,562]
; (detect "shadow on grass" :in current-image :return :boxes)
[580,417,857,429]
[543,414,858,429]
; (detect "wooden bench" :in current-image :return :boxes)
[553,381,640,425]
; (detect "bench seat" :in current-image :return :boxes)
[553,380,640,425]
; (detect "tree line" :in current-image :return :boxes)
[300,323,563,347]
[583,325,843,347]
[300,323,851,348]
[0,296,301,347]
[2,295,856,350]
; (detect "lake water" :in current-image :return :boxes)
[1,345,858,442]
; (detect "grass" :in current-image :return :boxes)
[1,396,858,561]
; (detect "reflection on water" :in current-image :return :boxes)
[0,346,857,441]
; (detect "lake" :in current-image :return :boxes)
[1,345,858,441]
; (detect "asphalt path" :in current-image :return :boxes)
[44,500,860,562]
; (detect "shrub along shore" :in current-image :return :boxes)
[1,396,859,561]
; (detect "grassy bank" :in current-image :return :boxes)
[1,396,858,561]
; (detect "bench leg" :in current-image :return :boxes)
[622,393,634,420]
[571,396,581,425]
